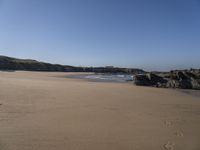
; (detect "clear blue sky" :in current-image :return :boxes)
[0,0,200,71]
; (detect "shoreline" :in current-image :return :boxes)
[66,73,133,83]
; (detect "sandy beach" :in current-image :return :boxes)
[0,71,199,150]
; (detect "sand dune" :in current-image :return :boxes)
[0,71,200,150]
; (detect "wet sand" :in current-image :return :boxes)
[0,71,200,150]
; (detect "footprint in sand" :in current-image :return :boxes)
[164,120,173,127]
[163,141,175,150]
[174,130,184,137]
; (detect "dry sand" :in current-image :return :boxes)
[0,71,200,150]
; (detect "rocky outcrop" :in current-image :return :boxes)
[134,74,152,86]
[134,69,200,90]
[166,70,200,89]
[134,73,167,86]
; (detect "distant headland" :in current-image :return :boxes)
[0,55,144,74]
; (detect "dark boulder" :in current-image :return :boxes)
[134,73,167,86]
[185,72,197,79]
[134,74,152,86]
[178,79,193,89]
[176,71,189,80]
[147,73,167,85]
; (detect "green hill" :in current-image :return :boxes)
[0,55,144,73]
[0,56,71,72]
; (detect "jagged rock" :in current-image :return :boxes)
[166,78,200,89]
[134,70,200,90]
[134,73,167,86]
[176,71,189,80]
[185,72,197,79]
[179,79,193,89]
[191,79,200,90]
[134,74,152,86]
[166,80,180,88]
[166,71,200,89]
[147,73,167,85]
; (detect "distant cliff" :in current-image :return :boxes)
[0,55,144,74]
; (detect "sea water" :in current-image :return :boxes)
[80,74,134,82]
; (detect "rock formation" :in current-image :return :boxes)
[134,69,200,90]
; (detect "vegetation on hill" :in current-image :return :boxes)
[0,55,144,74]
[0,56,69,71]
